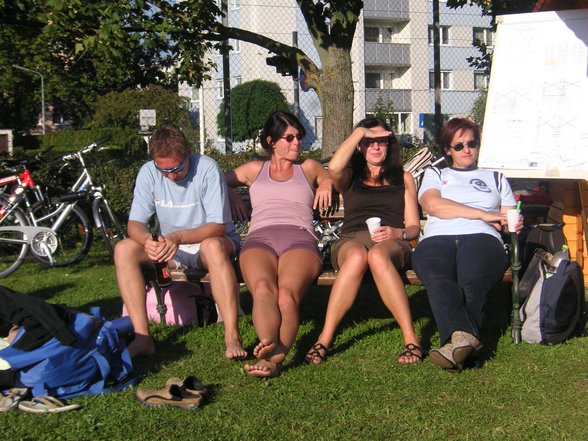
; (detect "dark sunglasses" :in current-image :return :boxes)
[450,139,479,151]
[359,137,390,148]
[154,155,187,174]
[280,133,303,143]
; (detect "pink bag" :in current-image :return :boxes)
[122,281,218,326]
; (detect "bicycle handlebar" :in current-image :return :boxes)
[57,133,112,163]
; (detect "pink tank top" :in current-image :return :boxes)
[248,161,315,233]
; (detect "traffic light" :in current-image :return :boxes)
[266,53,298,79]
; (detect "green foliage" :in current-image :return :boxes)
[216,80,290,141]
[470,93,488,127]
[90,85,193,132]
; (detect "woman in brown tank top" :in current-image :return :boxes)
[305,117,423,365]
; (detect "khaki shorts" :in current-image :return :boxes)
[330,230,412,271]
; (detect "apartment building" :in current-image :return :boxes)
[180,0,492,151]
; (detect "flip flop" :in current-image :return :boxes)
[136,383,205,410]
[18,396,80,413]
[0,387,29,412]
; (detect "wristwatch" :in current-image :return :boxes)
[402,230,408,241]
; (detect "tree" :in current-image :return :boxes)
[216,80,289,142]
[39,0,362,158]
[91,85,192,130]
[470,93,487,126]
[0,1,179,133]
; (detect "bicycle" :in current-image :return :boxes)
[0,134,126,277]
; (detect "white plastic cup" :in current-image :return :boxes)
[507,209,519,233]
[366,217,381,235]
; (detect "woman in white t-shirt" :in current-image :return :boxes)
[412,117,522,371]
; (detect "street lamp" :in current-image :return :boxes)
[13,64,45,135]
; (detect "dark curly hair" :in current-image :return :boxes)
[259,111,306,155]
[350,117,403,188]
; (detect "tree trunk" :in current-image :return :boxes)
[316,46,354,159]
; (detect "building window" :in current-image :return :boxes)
[216,80,224,99]
[474,71,489,91]
[364,27,380,43]
[191,86,200,102]
[229,0,240,10]
[429,71,452,90]
[315,116,323,139]
[233,76,242,87]
[473,28,493,47]
[365,72,383,89]
[428,25,450,45]
[230,39,240,53]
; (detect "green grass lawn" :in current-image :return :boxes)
[1,248,587,441]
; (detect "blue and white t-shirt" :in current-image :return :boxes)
[129,153,240,250]
[418,166,516,241]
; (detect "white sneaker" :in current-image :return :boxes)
[429,342,461,371]
[451,331,482,364]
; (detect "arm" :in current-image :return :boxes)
[301,159,333,212]
[402,172,421,240]
[420,188,505,225]
[225,161,263,221]
[328,126,392,192]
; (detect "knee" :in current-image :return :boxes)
[250,279,276,300]
[200,237,230,263]
[277,288,298,311]
[367,246,397,269]
[339,249,368,275]
[114,238,142,267]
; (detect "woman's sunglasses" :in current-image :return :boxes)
[450,139,479,151]
[154,156,187,174]
[280,133,304,143]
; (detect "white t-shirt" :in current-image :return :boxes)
[129,153,240,250]
[418,166,516,241]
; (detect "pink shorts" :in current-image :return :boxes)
[240,225,321,261]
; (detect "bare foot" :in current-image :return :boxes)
[225,340,248,360]
[253,338,277,360]
[128,334,155,358]
[244,360,280,378]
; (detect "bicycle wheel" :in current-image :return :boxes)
[94,198,126,257]
[32,203,93,267]
[0,205,30,278]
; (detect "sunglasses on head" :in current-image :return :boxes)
[450,139,479,151]
[154,155,187,174]
[280,133,303,143]
[359,137,390,148]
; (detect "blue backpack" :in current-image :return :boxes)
[0,307,138,399]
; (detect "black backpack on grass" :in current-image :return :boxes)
[518,250,586,344]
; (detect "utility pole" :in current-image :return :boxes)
[432,0,442,144]
[13,65,45,135]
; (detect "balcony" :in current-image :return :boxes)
[365,89,412,113]
[364,42,410,67]
[363,0,409,21]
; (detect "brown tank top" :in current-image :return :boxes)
[341,180,405,234]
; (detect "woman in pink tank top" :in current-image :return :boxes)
[226,111,332,378]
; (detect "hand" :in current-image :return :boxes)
[480,211,507,232]
[502,213,524,234]
[370,226,398,243]
[313,179,333,213]
[229,189,249,222]
[358,127,393,140]
[146,234,180,262]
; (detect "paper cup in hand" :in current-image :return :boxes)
[366,217,381,235]
[507,209,519,233]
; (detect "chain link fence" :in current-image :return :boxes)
[179,0,491,153]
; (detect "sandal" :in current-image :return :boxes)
[304,342,329,365]
[0,387,29,412]
[18,396,80,413]
[398,343,423,364]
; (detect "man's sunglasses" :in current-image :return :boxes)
[154,155,187,174]
[450,139,480,151]
[280,133,304,143]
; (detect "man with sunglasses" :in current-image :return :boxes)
[114,126,245,360]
